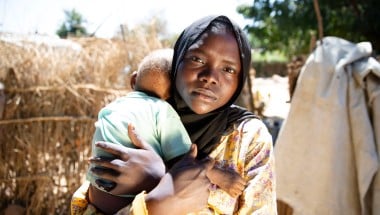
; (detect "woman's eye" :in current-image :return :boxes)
[223,67,236,74]
[191,56,204,64]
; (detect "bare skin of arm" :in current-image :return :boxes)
[207,165,246,198]
[145,144,213,215]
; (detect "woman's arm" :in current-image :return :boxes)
[237,119,277,214]
[114,144,213,215]
[144,144,213,215]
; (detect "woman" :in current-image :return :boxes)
[72,15,276,215]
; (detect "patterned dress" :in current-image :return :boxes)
[71,118,277,215]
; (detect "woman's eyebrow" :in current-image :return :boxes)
[186,47,204,54]
[222,56,240,66]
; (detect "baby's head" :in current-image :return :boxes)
[131,48,173,100]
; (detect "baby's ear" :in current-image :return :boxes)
[130,71,138,89]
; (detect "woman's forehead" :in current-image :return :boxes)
[189,31,240,60]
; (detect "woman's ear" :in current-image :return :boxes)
[130,71,138,89]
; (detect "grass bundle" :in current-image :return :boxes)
[0,32,143,214]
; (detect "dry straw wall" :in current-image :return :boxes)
[0,32,162,214]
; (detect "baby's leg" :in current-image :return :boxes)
[206,166,246,198]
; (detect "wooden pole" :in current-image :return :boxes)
[313,0,324,42]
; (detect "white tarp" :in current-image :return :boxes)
[275,36,380,215]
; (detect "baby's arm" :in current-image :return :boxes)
[206,165,246,198]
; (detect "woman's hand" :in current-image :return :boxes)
[145,144,214,215]
[89,124,166,195]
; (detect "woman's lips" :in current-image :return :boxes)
[192,88,217,101]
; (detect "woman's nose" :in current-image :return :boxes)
[199,68,218,85]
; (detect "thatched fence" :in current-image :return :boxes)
[0,32,161,214]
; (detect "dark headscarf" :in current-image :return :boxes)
[169,15,258,158]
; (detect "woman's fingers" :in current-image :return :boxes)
[89,157,125,172]
[93,123,159,162]
[90,166,119,181]
[127,124,156,152]
[94,141,129,160]
[90,125,165,194]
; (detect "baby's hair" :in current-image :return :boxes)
[137,48,174,76]
[134,48,174,100]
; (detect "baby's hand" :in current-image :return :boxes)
[206,166,246,198]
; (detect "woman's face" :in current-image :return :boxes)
[175,30,241,114]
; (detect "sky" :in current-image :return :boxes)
[0,0,253,38]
